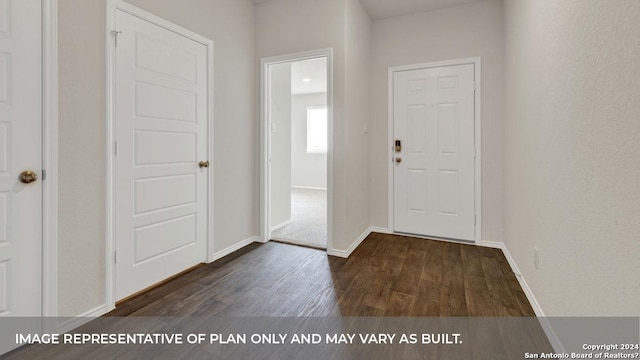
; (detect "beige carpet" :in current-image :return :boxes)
[271,188,327,249]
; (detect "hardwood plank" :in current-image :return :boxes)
[384,291,416,316]
[6,233,546,359]
[394,248,425,297]
[359,236,408,312]
[105,233,536,318]
[440,257,467,316]
[461,246,495,316]
[335,261,377,316]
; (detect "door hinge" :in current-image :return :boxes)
[114,249,118,264]
[110,30,123,47]
[474,215,477,226]
[114,141,118,156]
[42,169,46,181]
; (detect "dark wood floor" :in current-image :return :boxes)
[107,233,535,317]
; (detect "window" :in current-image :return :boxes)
[306,106,328,153]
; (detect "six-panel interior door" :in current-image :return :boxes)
[393,64,476,241]
[0,0,43,322]
[114,9,209,301]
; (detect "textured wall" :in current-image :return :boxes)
[344,0,372,244]
[256,0,347,252]
[504,0,640,316]
[369,0,505,242]
[58,0,106,317]
[256,0,373,252]
[58,0,256,316]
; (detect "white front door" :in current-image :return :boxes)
[393,64,476,241]
[114,9,209,300]
[0,0,42,321]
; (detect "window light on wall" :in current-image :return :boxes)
[306,106,328,154]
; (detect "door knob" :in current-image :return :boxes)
[19,170,38,184]
[395,157,402,163]
[199,161,209,168]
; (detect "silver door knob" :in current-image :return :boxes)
[199,161,209,168]
[395,157,402,163]
[19,170,38,184]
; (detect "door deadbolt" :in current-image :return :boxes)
[395,140,402,152]
[19,170,38,184]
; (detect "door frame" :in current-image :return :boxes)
[387,57,482,244]
[42,0,59,319]
[105,0,215,310]
[259,49,334,252]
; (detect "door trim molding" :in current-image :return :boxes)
[259,49,334,253]
[105,0,215,309]
[42,0,59,318]
[387,57,482,244]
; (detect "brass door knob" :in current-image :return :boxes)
[199,161,209,168]
[19,170,38,184]
[395,157,402,163]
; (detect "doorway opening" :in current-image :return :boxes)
[260,50,333,251]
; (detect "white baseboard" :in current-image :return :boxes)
[478,240,504,249]
[291,186,327,191]
[57,304,110,334]
[480,240,564,353]
[58,237,261,334]
[369,226,392,234]
[327,226,374,258]
[358,234,562,352]
[210,236,260,262]
[480,241,545,316]
[270,219,291,232]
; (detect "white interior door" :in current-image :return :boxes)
[0,0,42,320]
[393,64,476,241]
[114,9,209,301]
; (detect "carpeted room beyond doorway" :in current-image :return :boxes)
[271,188,327,249]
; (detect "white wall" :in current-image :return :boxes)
[256,0,371,252]
[504,0,640,316]
[58,0,256,316]
[58,0,106,317]
[344,0,371,244]
[256,0,368,253]
[269,63,292,228]
[291,93,328,189]
[368,0,504,242]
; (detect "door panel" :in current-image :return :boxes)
[134,174,196,214]
[393,64,475,241]
[134,130,197,164]
[0,0,42,321]
[115,9,209,301]
[135,82,197,122]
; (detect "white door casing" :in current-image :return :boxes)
[113,7,210,301]
[0,0,42,319]
[392,62,477,242]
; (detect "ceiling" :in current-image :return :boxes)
[360,0,483,20]
[291,58,327,95]
[250,0,485,20]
